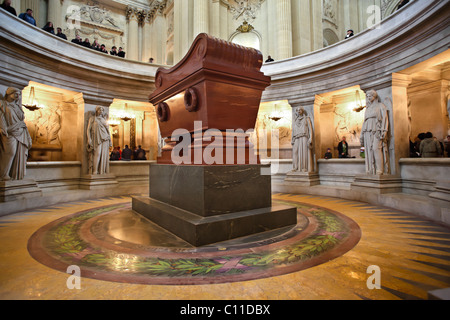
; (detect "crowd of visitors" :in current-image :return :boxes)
[0,1,127,58]
[411,132,449,158]
[324,131,449,160]
[71,35,126,57]
[110,145,147,161]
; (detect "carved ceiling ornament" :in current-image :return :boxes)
[229,0,265,23]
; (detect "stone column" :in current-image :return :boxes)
[137,11,145,62]
[47,0,62,29]
[193,0,209,38]
[439,80,450,137]
[141,12,151,63]
[153,8,166,64]
[341,0,360,36]
[276,0,293,60]
[126,6,139,61]
[310,0,323,51]
[210,0,220,38]
[123,120,131,148]
[135,112,144,148]
[174,0,192,63]
[291,0,311,55]
[389,73,413,175]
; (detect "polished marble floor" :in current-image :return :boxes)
[0,193,449,300]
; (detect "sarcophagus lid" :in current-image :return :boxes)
[149,33,271,139]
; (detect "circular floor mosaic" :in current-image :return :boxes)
[28,199,361,285]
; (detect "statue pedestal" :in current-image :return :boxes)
[132,164,297,246]
[284,171,320,186]
[79,174,118,190]
[0,179,42,202]
[351,174,402,194]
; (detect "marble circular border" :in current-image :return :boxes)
[27,199,361,285]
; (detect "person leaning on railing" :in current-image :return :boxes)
[0,0,16,16]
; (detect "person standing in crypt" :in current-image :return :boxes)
[86,106,112,175]
[122,145,132,161]
[0,87,32,181]
[419,132,442,158]
[360,90,390,175]
[338,136,349,158]
[291,107,314,173]
[324,148,333,159]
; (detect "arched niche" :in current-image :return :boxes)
[229,27,262,51]
[383,0,405,19]
[323,28,340,47]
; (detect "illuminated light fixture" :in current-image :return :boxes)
[22,86,43,112]
[353,90,366,112]
[108,118,121,126]
[118,103,136,122]
[269,103,283,122]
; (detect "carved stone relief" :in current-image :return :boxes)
[229,0,265,23]
[333,104,364,145]
[323,0,337,28]
[25,105,62,147]
[66,1,125,50]
[79,1,119,27]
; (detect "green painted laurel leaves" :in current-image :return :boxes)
[44,202,350,277]
[52,223,86,254]
[134,259,224,276]
[49,205,124,255]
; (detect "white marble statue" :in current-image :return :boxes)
[360,90,390,175]
[291,107,314,173]
[86,106,112,175]
[0,87,32,181]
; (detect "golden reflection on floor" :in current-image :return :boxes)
[0,194,449,300]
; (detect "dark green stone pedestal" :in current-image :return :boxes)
[132,164,297,247]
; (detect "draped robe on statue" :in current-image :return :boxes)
[0,90,32,180]
[291,110,314,173]
[360,96,389,175]
[87,108,112,175]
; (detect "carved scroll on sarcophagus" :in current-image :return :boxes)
[149,33,271,165]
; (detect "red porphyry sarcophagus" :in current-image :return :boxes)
[149,33,271,165]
